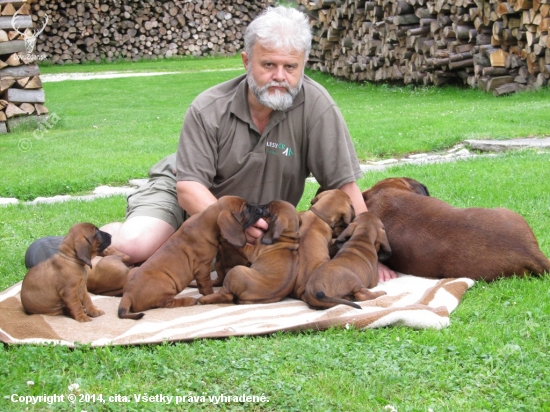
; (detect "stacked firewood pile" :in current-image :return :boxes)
[298,0,550,94]
[0,0,48,134]
[32,0,273,64]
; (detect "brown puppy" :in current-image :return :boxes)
[363,177,550,281]
[292,190,355,301]
[212,239,250,286]
[118,196,264,319]
[86,246,132,296]
[21,223,111,322]
[304,212,390,309]
[199,200,300,305]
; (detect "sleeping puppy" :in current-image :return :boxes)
[86,246,132,296]
[304,212,390,309]
[21,223,111,322]
[363,177,550,281]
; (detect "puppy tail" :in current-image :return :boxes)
[117,295,144,320]
[315,291,362,310]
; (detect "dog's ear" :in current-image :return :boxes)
[75,237,93,268]
[310,190,326,206]
[404,178,430,196]
[261,215,282,245]
[334,221,357,248]
[218,210,247,247]
[376,227,392,262]
[343,203,356,226]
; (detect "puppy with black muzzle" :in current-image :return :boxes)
[118,196,264,319]
[199,200,301,305]
[21,222,111,322]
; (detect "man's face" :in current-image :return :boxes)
[242,43,306,111]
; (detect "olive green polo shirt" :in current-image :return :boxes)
[176,74,362,206]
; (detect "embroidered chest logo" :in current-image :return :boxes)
[266,141,294,157]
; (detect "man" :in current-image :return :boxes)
[26,6,397,282]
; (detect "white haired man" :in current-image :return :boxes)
[26,7,397,282]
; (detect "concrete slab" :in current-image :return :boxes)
[464,137,550,152]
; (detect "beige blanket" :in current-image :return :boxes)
[0,275,474,347]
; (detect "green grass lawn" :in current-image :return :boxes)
[1,57,550,411]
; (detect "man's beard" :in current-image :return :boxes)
[246,71,303,111]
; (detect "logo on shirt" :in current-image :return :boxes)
[266,141,294,157]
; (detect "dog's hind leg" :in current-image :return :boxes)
[198,291,234,304]
[353,287,386,302]
[162,296,198,307]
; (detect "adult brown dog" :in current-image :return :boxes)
[199,200,300,305]
[304,212,391,309]
[21,223,111,322]
[118,196,264,319]
[363,177,550,281]
[292,190,355,301]
[86,246,132,296]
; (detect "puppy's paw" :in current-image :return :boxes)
[75,315,92,322]
[87,308,105,317]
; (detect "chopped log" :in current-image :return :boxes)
[0,3,16,16]
[0,14,32,30]
[493,82,525,95]
[16,76,28,87]
[19,102,35,115]
[34,103,49,115]
[23,75,42,89]
[4,88,45,104]
[5,102,26,118]
[0,63,40,77]
[0,39,25,54]
[5,52,20,66]
[485,75,515,91]
[0,121,6,134]
[0,77,14,92]
[490,49,509,66]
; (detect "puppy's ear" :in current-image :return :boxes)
[75,237,93,268]
[404,178,430,196]
[261,216,282,245]
[310,190,326,206]
[218,210,247,247]
[334,222,357,248]
[343,203,355,226]
[376,227,392,262]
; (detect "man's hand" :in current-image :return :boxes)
[245,218,269,245]
[378,261,398,282]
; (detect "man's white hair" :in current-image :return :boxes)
[244,6,312,61]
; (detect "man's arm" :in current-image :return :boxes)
[338,181,367,215]
[176,180,217,215]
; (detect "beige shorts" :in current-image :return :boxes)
[126,154,189,230]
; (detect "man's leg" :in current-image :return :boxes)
[110,154,185,264]
[101,217,176,265]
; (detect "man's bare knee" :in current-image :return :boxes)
[108,217,176,264]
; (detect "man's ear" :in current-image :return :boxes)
[241,51,249,70]
[218,210,247,247]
